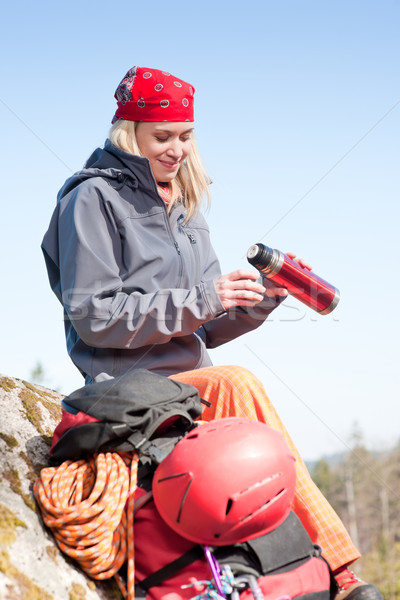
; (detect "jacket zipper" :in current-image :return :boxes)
[146,166,184,288]
[173,238,183,288]
[186,231,200,283]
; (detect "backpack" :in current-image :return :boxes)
[132,497,336,600]
[50,369,205,464]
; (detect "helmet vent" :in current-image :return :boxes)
[177,478,192,523]
[239,488,286,523]
[259,488,286,511]
[225,499,233,516]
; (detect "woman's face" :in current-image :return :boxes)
[135,121,194,183]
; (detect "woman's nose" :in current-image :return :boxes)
[166,139,183,159]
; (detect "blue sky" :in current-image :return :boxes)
[1,0,399,460]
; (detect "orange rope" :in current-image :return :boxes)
[33,451,138,599]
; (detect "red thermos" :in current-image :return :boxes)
[247,243,340,315]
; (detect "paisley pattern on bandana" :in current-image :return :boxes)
[114,66,138,105]
[112,66,194,123]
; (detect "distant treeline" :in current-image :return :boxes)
[310,434,400,599]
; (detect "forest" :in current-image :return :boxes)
[310,430,400,599]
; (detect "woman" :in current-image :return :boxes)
[41,66,381,600]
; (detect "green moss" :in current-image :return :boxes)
[0,503,27,546]
[45,545,59,563]
[0,549,54,599]
[41,434,54,447]
[0,432,19,450]
[19,388,57,438]
[3,468,22,498]
[0,548,11,572]
[19,389,46,436]
[22,380,63,424]
[86,581,96,591]
[22,380,60,402]
[3,468,36,512]
[19,450,46,482]
[22,380,42,394]
[37,396,62,422]
[69,582,87,600]
[0,376,17,393]
[101,577,124,597]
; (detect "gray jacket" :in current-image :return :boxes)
[42,140,280,383]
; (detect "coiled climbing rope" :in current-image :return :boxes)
[33,451,139,599]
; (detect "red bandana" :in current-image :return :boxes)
[112,66,195,123]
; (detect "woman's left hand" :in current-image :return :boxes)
[286,252,312,271]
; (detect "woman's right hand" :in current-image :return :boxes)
[214,270,268,310]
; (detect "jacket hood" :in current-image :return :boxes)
[57,139,154,202]
[43,140,159,295]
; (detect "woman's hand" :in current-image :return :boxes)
[214,270,268,310]
[286,252,312,271]
[214,254,312,310]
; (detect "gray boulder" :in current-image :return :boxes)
[0,375,122,600]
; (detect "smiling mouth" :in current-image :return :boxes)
[160,160,180,168]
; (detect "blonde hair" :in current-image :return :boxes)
[109,119,210,220]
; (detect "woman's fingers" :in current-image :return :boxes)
[214,270,267,309]
[221,269,262,283]
[263,278,288,299]
[286,252,312,271]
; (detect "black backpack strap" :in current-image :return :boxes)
[138,545,204,591]
[134,583,148,600]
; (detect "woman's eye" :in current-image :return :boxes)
[155,135,191,142]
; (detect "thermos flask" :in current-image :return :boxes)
[247,243,340,315]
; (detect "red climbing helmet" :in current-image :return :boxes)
[152,417,296,546]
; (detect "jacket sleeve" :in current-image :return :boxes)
[42,186,225,350]
[196,291,284,349]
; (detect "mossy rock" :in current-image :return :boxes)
[0,374,122,600]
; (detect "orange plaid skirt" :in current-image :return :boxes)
[170,365,360,572]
